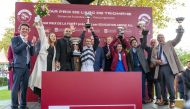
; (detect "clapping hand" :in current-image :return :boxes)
[70,24,76,32]
[31,36,37,45]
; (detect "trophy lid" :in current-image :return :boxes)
[66,0,94,4]
[70,37,81,44]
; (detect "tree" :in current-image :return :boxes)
[0,16,15,54]
[176,48,190,67]
[0,28,14,54]
[93,0,181,29]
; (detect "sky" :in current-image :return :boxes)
[0,0,190,51]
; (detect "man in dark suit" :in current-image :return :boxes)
[103,36,113,71]
[11,23,36,109]
[127,29,150,104]
[56,27,74,71]
[94,47,105,71]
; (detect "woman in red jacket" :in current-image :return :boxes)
[110,37,128,72]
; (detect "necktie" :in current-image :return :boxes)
[26,46,30,64]
[158,45,162,59]
[107,45,110,52]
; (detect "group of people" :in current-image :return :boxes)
[8,15,188,109]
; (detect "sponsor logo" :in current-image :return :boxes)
[17,9,32,22]
[138,13,151,25]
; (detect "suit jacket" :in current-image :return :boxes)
[127,32,150,73]
[56,36,72,70]
[182,69,190,89]
[94,47,105,71]
[11,36,34,69]
[103,45,113,71]
[151,31,184,79]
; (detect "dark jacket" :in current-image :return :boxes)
[11,36,34,69]
[127,30,150,73]
[183,69,190,89]
[94,47,105,71]
[103,45,112,71]
[56,36,72,71]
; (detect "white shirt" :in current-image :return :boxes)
[20,35,30,64]
[158,45,168,65]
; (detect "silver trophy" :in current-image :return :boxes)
[84,12,92,28]
[117,26,125,38]
[176,17,184,33]
[176,17,184,25]
[137,20,147,29]
[137,19,149,37]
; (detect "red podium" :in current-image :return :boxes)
[42,72,142,109]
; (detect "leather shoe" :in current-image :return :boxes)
[155,99,161,104]
[169,102,175,108]
[157,100,168,106]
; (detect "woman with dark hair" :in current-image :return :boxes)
[47,32,56,71]
[109,37,128,72]
[29,16,56,99]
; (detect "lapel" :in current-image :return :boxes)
[162,43,167,53]
[155,45,159,56]
[18,36,24,43]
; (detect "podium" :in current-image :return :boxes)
[41,72,142,109]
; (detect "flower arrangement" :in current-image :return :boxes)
[34,0,49,17]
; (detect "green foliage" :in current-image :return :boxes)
[0,77,8,87]
[93,0,177,29]
[21,0,32,2]
[0,28,14,54]
[176,48,190,67]
[46,0,61,3]
[0,89,11,100]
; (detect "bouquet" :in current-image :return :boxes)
[34,0,49,17]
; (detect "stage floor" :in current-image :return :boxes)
[0,101,182,109]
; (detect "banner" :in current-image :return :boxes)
[15,2,152,45]
[42,72,142,109]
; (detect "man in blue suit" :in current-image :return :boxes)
[11,23,36,109]
[94,46,105,71]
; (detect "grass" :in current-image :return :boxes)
[0,89,11,100]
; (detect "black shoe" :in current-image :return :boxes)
[142,100,147,104]
[169,102,175,108]
[158,100,169,106]
[38,97,41,103]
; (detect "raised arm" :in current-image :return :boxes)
[34,17,46,42]
[171,25,184,47]
[91,29,100,51]
[140,29,149,49]
[118,37,126,50]
[79,28,86,51]
[109,38,119,56]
